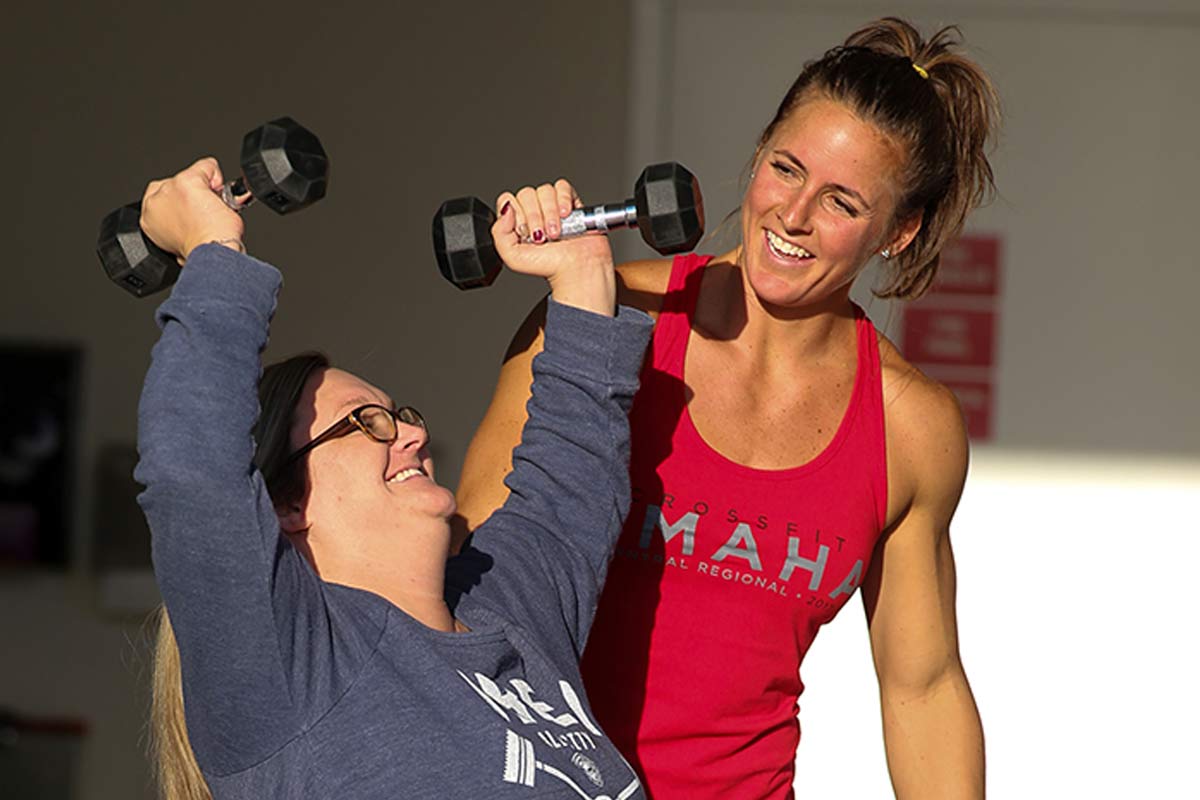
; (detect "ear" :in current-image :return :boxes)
[886,210,924,257]
[277,501,309,535]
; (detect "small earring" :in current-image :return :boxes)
[880,248,891,260]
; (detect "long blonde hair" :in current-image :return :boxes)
[150,607,211,800]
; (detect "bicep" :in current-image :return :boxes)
[863,509,963,694]
[864,383,970,693]
[453,298,547,548]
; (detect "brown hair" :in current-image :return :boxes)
[756,17,1001,299]
[149,352,328,798]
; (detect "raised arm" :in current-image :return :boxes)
[454,226,669,552]
[451,178,614,551]
[134,160,322,772]
[862,375,985,798]
[446,179,658,647]
[453,299,546,550]
[450,298,651,648]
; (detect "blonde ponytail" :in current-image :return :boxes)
[150,607,211,800]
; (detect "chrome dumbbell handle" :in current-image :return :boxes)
[558,200,638,238]
[219,177,254,211]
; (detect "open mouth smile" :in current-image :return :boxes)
[765,229,814,261]
[387,467,427,484]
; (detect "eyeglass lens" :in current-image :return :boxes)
[357,406,425,443]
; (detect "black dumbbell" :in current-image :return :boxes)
[96,117,329,298]
[432,162,704,290]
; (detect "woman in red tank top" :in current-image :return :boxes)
[456,17,1000,800]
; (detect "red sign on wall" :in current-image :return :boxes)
[929,236,1001,296]
[902,308,996,367]
[901,234,1002,441]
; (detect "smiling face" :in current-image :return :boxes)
[740,96,922,312]
[281,367,456,559]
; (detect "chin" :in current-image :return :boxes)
[748,261,857,311]
[746,265,815,307]
[427,484,458,520]
[389,480,457,525]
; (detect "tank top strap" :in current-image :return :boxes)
[851,302,889,531]
[650,253,712,377]
[660,252,712,318]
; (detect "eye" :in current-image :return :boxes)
[831,196,859,217]
[358,406,397,439]
[770,160,797,178]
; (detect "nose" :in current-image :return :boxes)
[391,419,429,454]
[779,187,816,234]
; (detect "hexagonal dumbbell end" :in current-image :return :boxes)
[634,162,705,254]
[96,202,181,298]
[432,197,501,290]
[240,117,329,214]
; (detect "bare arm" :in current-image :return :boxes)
[863,376,985,798]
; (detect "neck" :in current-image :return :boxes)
[297,520,459,632]
[371,551,456,632]
[701,246,858,360]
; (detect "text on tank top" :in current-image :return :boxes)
[580,252,888,799]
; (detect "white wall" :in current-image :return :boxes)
[629,1,1200,795]
[796,451,1200,796]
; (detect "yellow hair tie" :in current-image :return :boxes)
[912,62,929,80]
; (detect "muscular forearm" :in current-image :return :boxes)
[881,668,985,799]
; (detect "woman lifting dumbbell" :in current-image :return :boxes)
[456,17,1000,799]
[138,157,651,799]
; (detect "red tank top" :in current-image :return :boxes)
[580,253,888,799]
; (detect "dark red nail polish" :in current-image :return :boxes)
[500,201,511,216]
[533,229,544,243]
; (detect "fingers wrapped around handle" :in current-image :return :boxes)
[491,178,614,316]
[140,157,246,262]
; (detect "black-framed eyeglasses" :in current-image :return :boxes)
[288,404,426,462]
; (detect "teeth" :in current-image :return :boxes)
[388,468,424,484]
[766,230,812,259]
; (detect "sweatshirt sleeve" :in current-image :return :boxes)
[135,245,374,775]
[448,298,652,657]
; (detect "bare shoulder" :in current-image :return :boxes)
[616,258,673,318]
[878,335,969,515]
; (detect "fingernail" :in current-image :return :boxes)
[532,229,544,243]
[500,201,511,216]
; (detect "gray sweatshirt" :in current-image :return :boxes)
[137,244,651,799]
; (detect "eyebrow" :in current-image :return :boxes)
[334,395,390,416]
[774,149,873,211]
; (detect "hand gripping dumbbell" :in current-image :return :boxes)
[432,162,704,290]
[96,117,329,298]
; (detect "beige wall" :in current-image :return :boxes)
[1,4,630,797]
